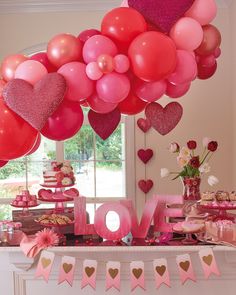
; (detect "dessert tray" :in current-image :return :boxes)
[173,221,205,245]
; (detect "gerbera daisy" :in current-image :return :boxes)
[35,228,59,248]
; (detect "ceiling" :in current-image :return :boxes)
[0,0,233,14]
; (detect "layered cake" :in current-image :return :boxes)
[43,161,76,187]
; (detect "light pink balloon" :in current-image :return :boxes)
[114,54,130,73]
[87,93,117,113]
[170,17,203,51]
[15,60,48,85]
[166,81,191,98]
[58,62,95,102]
[83,35,118,64]
[86,62,103,80]
[168,50,197,85]
[185,0,217,26]
[134,79,166,102]
[96,72,130,103]
[97,54,114,74]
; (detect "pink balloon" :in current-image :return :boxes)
[96,72,130,103]
[47,33,82,68]
[97,54,114,74]
[30,52,57,73]
[185,0,217,26]
[198,54,216,67]
[120,0,129,7]
[197,62,217,80]
[26,133,41,155]
[0,79,6,96]
[41,100,84,141]
[58,62,95,102]
[170,17,203,51]
[114,54,130,73]
[214,47,221,58]
[134,79,166,102]
[0,160,8,168]
[83,35,118,64]
[1,54,28,82]
[87,93,117,113]
[86,62,103,80]
[166,81,191,98]
[78,29,101,43]
[15,60,48,85]
[168,50,197,85]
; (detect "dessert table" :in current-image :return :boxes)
[1,245,236,295]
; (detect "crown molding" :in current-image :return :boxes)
[0,0,232,14]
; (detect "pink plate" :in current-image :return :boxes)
[38,196,73,203]
[40,183,74,188]
[35,220,74,228]
[199,204,236,210]
[10,203,39,208]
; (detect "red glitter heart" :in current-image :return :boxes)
[2,73,66,131]
[145,102,183,135]
[137,118,151,133]
[137,149,153,164]
[128,0,195,33]
[138,179,153,194]
[88,108,121,140]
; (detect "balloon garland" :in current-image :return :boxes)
[0,0,221,161]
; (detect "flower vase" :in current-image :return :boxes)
[182,177,201,201]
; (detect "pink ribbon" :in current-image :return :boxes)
[58,256,76,286]
[81,260,98,290]
[153,258,171,289]
[130,261,145,291]
[106,261,121,291]
[199,248,220,279]
[20,234,42,258]
[176,254,196,284]
[35,250,55,282]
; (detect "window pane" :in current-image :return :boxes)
[74,161,95,197]
[0,204,13,220]
[28,136,56,161]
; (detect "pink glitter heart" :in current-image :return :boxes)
[138,179,153,194]
[145,102,183,135]
[2,73,66,131]
[137,118,151,133]
[137,149,153,164]
[128,0,195,33]
[88,108,121,140]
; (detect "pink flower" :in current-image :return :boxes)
[168,142,179,153]
[35,228,59,248]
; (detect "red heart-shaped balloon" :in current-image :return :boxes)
[137,118,151,133]
[137,149,153,164]
[138,179,153,194]
[88,108,121,140]
[128,0,195,33]
[2,73,66,131]
[145,102,183,135]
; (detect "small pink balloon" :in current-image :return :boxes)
[185,0,217,26]
[97,54,114,74]
[15,60,48,85]
[87,93,117,114]
[78,29,101,43]
[168,50,197,85]
[58,62,95,102]
[96,72,130,103]
[83,35,118,64]
[1,54,28,82]
[166,81,191,98]
[30,52,57,73]
[214,47,221,58]
[114,54,130,73]
[134,79,166,102]
[198,54,216,67]
[170,17,203,51]
[86,62,103,80]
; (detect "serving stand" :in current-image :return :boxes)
[198,203,236,221]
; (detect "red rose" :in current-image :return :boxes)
[187,140,197,150]
[208,141,218,152]
[189,156,200,168]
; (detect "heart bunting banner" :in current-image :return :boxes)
[176,254,196,285]
[130,261,145,291]
[153,258,171,289]
[58,256,76,286]
[35,250,55,282]
[198,248,220,279]
[81,259,98,290]
[106,261,121,291]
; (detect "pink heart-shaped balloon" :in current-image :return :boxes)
[88,108,121,140]
[138,179,153,194]
[145,102,183,135]
[137,118,151,133]
[2,73,66,131]
[137,149,153,164]
[128,0,195,33]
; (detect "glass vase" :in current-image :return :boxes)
[182,176,201,201]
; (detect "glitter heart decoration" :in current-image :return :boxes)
[128,0,195,33]
[2,73,66,131]
[138,179,153,194]
[137,118,152,133]
[137,148,153,164]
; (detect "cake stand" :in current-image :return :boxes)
[198,203,236,221]
[173,222,205,245]
[10,203,39,217]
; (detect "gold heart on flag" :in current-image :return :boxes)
[132,268,143,279]
[109,268,119,279]
[202,255,213,266]
[85,266,95,277]
[41,258,51,269]
[179,261,190,272]
[156,265,166,276]
[63,263,73,274]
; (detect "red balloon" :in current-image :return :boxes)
[101,7,147,52]
[78,29,101,43]
[30,52,57,73]
[41,100,84,141]
[195,25,221,56]
[26,133,41,155]
[118,91,147,115]
[0,100,38,160]
[128,31,177,82]
[0,160,8,168]
[197,62,217,80]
